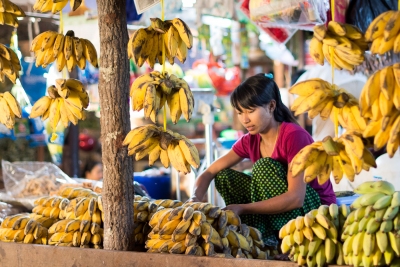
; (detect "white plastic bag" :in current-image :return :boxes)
[1,160,76,198]
[249,0,329,29]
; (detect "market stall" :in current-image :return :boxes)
[0,0,400,266]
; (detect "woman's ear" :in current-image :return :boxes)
[269,100,277,113]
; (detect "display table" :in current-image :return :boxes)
[0,242,336,267]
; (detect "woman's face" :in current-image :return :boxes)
[236,103,275,134]
[86,164,103,181]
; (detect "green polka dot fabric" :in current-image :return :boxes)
[215,157,321,247]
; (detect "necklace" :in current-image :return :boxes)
[261,123,280,158]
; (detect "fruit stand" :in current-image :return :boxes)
[1,0,400,266]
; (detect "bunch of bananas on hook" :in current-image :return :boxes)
[290,133,376,185]
[33,0,82,14]
[31,30,98,71]
[0,91,21,129]
[0,43,21,83]
[365,10,400,55]
[130,71,194,124]
[128,18,193,68]
[0,0,25,27]
[29,78,89,131]
[310,21,367,71]
[123,125,200,174]
[289,78,366,132]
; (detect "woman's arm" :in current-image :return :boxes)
[189,150,244,202]
[227,169,307,215]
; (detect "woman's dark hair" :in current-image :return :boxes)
[230,73,298,124]
[82,161,101,177]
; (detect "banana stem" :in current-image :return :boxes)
[330,0,335,22]
[322,136,340,156]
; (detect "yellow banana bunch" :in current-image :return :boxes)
[280,203,343,265]
[33,0,82,14]
[123,125,200,173]
[145,201,268,259]
[0,43,22,83]
[58,187,98,200]
[342,181,400,266]
[0,91,21,129]
[311,22,367,71]
[128,17,193,68]
[30,81,89,131]
[365,10,400,54]
[290,133,376,185]
[130,71,193,124]
[31,30,98,70]
[359,63,400,157]
[290,78,366,131]
[0,0,25,27]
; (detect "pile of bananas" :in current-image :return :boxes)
[132,196,183,246]
[130,71,194,124]
[145,202,269,259]
[290,132,376,185]
[57,187,98,200]
[31,30,98,70]
[33,0,82,14]
[341,181,400,266]
[280,203,349,266]
[310,22,368,71]
[30,79,89,133]
[47,219,103,248]
[32,196,69,220]
[128,18,193,68]
[0,43,22,83]
[0,213,53,244]
[360,63,400,157]
[365,10,400,55]
[0,91,21,129]
[290,78,366,132]
[0,0,25,27]
[123,124,200,174]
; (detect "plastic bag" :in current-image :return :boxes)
[346,0,398,33]
[249,0,329,29]
[240,0,298,44]
[1,160,76,199]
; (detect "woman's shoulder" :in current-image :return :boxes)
[281,122,313,141]
[282,122,312,135]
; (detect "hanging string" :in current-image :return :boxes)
[59,11,67,78]
[161,0,167,132]
[59,11,64,35]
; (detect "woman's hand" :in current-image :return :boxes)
[222,204,245,216]
[186,196,201,203]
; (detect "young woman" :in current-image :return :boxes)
[82,161,103,181]
[188,73,336,248]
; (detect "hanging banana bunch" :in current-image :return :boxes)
[130,70,194,124]
[127,18,193,68]
[30,30,98,70]
[289,78,366,132]
[359,62,400,157]
[29,79,89,131]
[123,125,200,174]
[0,43,21,83]
[290,133,376,185]
[365,10,400,55]
[0,91,22,129]
[0,0,25,27]
[310,21,368,71]
[33,0,83,14]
